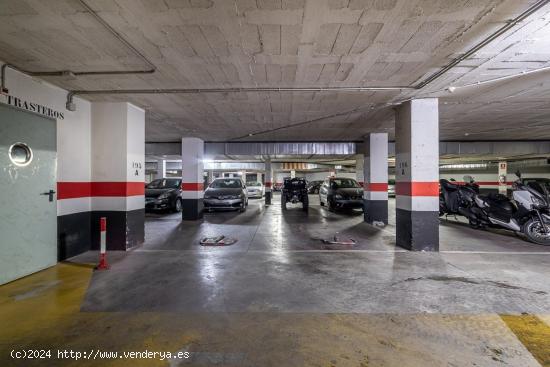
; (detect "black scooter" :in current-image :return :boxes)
[441,172,550,245]
[439,176,479,218]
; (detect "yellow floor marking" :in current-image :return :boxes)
[501,314,550,367]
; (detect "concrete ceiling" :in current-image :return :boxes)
[1,0,550,142]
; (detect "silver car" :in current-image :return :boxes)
[204,178,248,212]
[246,182,264,198]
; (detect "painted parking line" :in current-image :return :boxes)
[500,314,550,366]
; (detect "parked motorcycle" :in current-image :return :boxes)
[441,172,550,245]
[439,176,479,217]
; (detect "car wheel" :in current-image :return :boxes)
[239,202,246,213]
[328,199,335,212]
[320,196,324,206]
[174,198,183,213]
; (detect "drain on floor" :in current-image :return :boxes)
[199,235,238,246]
[312,235,356,247]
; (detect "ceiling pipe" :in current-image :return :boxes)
[63,0,550,111]
[0,0,156,94]
[413,0,550,89]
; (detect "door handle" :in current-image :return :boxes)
[41,189,56,202]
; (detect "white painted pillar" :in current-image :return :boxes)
[181,137,204,220]
[90,102,145,250]
[363,133,388,225]
[265,160,272,205]
[290,170,296,179]
[498,161,508,195]
[154,160,166,180]
[207,170,214,186]
[395,98,439,251]
[356,154,364,188]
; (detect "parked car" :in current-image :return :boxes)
[246,181,264,198]
[145,178,183,212]
[319,177,363,211]
[307,180,323,194]
[204,178,248,212]
[388,179,396,197]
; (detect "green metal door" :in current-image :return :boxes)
[0,104,57,285]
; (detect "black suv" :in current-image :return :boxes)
[145,178,183,212]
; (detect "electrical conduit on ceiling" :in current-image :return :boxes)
[0,0,156,94]
[61,0,550,108]
[1,0,549,116]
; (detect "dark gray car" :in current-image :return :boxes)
[145,178,183,212]
[204,178,248,212]
[319,177,363,211]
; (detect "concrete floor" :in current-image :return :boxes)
[1,195,549,366]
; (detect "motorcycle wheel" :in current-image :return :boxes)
[523,218,550,245]
[468,218,482,229]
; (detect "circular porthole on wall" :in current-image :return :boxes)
[9,142,33,167]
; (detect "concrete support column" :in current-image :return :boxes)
[90,102,145,250]
[395,98,440,251]
[498,161,508,195]
[363,133,388,225]
[181,137,204,220]
[154,160,166,180]
[207,170,214,186]
[265,160,272,205]
[356,154,364,188]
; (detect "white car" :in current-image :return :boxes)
[246,182,264,198]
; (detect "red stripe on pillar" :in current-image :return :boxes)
[57,182,92,199]
[265,182,272,188]
[181,182,204,191]
[57,182,144,199]
[395,182,439,196]
[366,183,388,192]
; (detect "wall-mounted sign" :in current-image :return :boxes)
[0,93,65,120]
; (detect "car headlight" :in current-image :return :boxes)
[158,192,171,200]
[334,194,343,200]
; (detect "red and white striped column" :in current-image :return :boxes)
[181,137,204,220]
[363,133,388,225]
[395,98,440,251]
[265,159,272,205]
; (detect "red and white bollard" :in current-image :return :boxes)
[95,217,109,270]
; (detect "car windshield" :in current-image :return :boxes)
[210,179,242,188]
[146,179,180,189]
[330,178,360,188]
[247,182,261,187]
